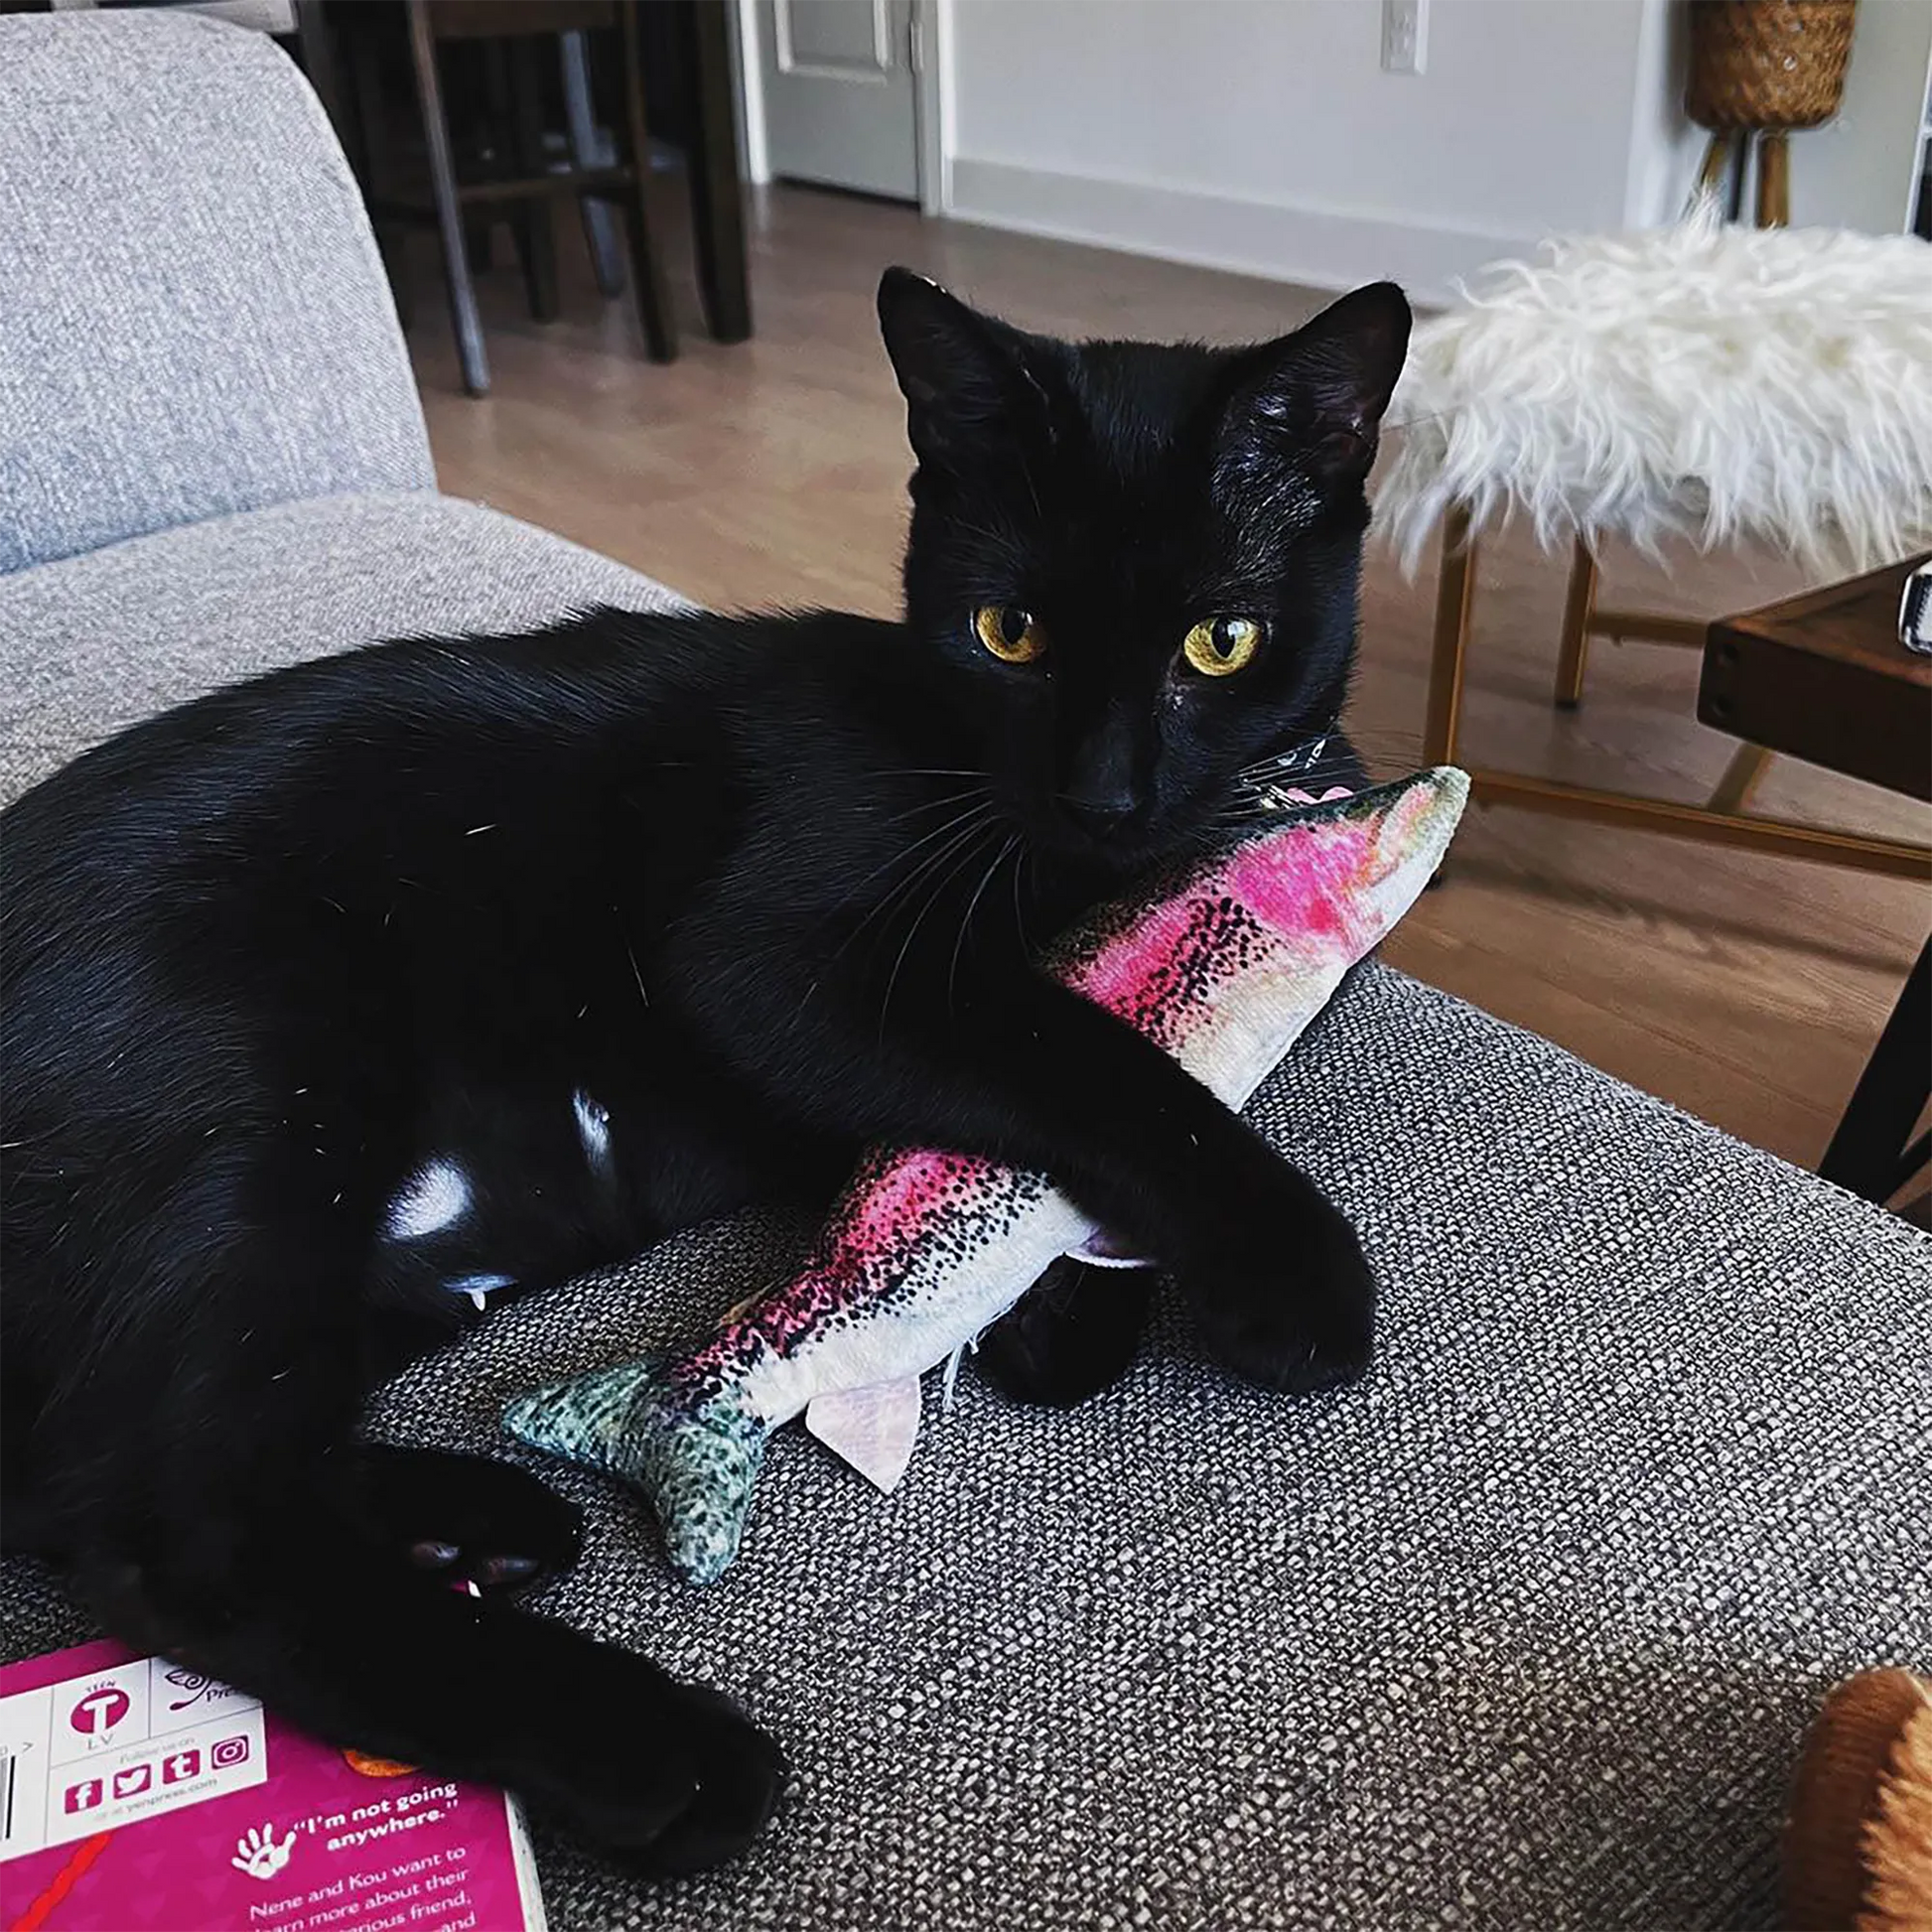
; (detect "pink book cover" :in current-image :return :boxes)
[0,1639,546,1932]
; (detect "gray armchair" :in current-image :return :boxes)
[3,14,1926,1930]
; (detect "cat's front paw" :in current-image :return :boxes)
[976,1258,1156,1409]
[1192,1187,1375,1395]
[568,1679,789,1877]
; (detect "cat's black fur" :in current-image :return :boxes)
[0,270,1409,1870]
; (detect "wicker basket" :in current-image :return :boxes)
[1686,0,1857,131]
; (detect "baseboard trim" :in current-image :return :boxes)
[945,158,1538,308]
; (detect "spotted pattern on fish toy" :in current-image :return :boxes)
[671,1150,1053,1404]
[504,768,1470,1585]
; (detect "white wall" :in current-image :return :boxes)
[1788,0,1932,233]
[1624,0,1705,228]
[945,0,1659,301]
[939,0,1923,302]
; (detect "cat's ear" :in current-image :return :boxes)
[877,267,1041,470]
[1219,281,1412,492]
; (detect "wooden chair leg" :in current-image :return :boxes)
[1695,131,1730,204]
[464,220,497,272]
[1708,743,1773,814]
[509,57,561,323]
[406,0,489,396]
[375,227,415,333]
[1756,130,1790,227]
[345,23,411,328]
[561,28,625,299]
[1554,537,1598,710]
[1424,506,1476,767]
[616,0,677,363]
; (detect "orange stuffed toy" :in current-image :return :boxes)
[1785,1669,1932,1931]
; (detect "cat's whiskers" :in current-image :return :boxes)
[836,796,998,909]
[1011,848,1034,959]
[879,783,992,828]
[877,820,1004,1042]
[867,812,1000,938]
[791,805,1001,1030]
[947,834,1021,1020]
[823,802,1003,987]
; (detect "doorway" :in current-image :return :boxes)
[743,0,942,210]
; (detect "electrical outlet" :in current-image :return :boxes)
[1381,0,1429,75]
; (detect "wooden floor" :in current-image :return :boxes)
[407,185,1929,1175]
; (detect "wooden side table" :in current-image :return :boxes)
[1701,556,1932,1205]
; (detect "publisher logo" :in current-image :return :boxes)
[68,1686,130,1738]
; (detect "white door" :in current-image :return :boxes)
[757,0,921,204]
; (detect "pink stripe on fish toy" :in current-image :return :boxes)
[502,767,1468,1584]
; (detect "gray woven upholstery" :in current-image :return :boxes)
[0,12,432,575]
[382,981,1930,1932]
[0,491,684,807]
[4,495,1927,1929]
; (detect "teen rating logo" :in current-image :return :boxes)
[67,1684,131,1742]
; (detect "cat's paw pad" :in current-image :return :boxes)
[374,1452,583,1591]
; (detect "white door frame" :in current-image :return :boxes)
[731,0,949,215]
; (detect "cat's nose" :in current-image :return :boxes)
[1062,788,1139,836]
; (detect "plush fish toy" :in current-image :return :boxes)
[503,766,1469,1584]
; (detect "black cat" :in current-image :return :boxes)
[0,268,1410,1871]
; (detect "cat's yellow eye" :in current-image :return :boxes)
[1182,616,1264,678]
[973,605,1047,664]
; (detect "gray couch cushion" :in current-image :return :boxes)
[0,12,434,575]
[3,496,1927,1930]
[0,490,683,806]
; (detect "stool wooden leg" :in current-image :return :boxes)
[1708,743,1773,814]
[1756,131,1790,227]
[1554,538,1598,710]
[406,0,489,396]
[1727,133,1752,220]
[1425,506,1476,766]
[616,0,677,363]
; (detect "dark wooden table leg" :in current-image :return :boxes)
[291,0,366,182]
[617,0,677,361]
[293,0,347,149]
[1820,935,1930,1204]
[509,54,562,323]
[683,0,751,343]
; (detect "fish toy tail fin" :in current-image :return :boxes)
[502,1358,766,1586]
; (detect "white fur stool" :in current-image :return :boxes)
[1375,215,1932,876]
